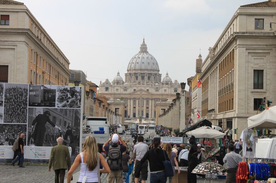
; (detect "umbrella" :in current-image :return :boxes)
[186,126,225,139]
[192,162,225,176]
[247,106,276,129]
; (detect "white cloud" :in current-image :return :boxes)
[163,0,211,14]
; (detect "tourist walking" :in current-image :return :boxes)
[140,137,168,183]
[48,137,71,183]
[67,135,110,183]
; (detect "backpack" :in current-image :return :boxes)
[107,144,122,170]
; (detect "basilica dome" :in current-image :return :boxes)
[127,39,159,73]
[113,72,124,84]
[162,73,172,83]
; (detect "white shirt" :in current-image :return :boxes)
[178,149,189,162]
[78,152,99,182]
[133,142,148,161]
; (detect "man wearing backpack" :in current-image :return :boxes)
[103,134,127,183]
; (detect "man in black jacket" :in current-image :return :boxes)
[187,136,199,183]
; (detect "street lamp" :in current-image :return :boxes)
[180,82,186,90]
[179,82,186,133]
[85,91,90,99]
[74,80,80,86]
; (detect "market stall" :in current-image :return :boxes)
[239,106,276,182]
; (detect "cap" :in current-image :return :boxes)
[112,134,119,143]
[197,144,201,147]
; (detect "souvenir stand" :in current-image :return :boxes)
[239,106,276,183]
[186,126,227,182]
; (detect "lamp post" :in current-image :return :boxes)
[179,82,186,132]
[74,80,80,86]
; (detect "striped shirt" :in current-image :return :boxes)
[223,151,242,169]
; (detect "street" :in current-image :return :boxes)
[0,133,225,183]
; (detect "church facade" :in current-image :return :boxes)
[98,39,181,125]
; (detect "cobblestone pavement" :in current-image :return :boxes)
[0,162,225,183]
[0,163,56,183]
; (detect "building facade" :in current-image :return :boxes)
[0,0,70,85]
[199,0,276,138]
[98,39,181,125]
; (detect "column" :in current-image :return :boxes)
[152,100,155,118]
[130,99,133,118]
[136,100,139,117]
[149,100,152,119]
[128,99,131,118]
[144,99,146,118]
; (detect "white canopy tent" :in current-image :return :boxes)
[186,126,225,139]
[247,106,276,129]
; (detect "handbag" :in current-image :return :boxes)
[162,150,174,177]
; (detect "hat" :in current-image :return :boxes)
[197,144,201,147]
[112,134,119,143]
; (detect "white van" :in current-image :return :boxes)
[255,138,276,159]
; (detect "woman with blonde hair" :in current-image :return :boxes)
[67,135,110,183]
[162,143,180,183]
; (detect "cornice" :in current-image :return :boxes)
[0,28,70,75]
[200,32,276,80]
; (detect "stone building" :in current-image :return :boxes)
[98,39,181,125]
[199,0,276,138]
[0,0,70,84]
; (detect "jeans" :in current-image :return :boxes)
[150,172,166,183]
[12,151,24,167]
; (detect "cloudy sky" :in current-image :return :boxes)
[21,0,261,86]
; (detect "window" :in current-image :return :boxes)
[30,70,32,83]
[115,108,119,115]
[133,113,136,117]
[254,98,263,111]
[0,15,9,25]
[253,70,263,89]
[70,73,75,80]
[174,88,177,92]
[105,87,109,91]
[255,19,264,29]
[0,65,8,82]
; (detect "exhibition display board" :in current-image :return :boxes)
[0,83,83,159]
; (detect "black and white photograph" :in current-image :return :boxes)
[0,107,3,123]
[29,85,57,107]
[28,108,81,158]
[4,84,28,123]
[56,86,82,108]
[0,124,27,145]
[0,83,3,106]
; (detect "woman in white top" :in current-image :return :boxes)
[67,135,110,183]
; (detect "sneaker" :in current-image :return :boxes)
[19,166,25,168]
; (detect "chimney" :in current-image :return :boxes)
[196,54,202,73]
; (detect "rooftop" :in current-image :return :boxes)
[241,0,276,7]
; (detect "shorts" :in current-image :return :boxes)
[134,160,148,180]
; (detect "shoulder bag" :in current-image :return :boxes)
[162,150,174,177]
